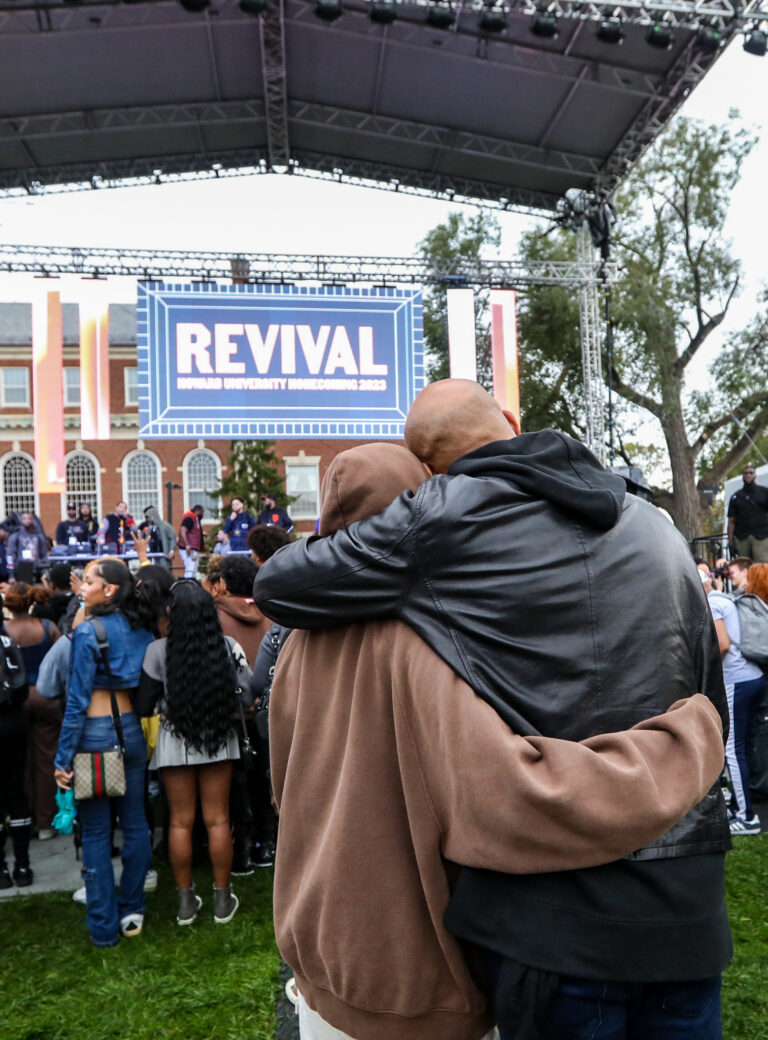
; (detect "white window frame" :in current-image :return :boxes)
[121,448,163,521]
[0,367,31,408]
[124,366,139,408]
[0,450,38,518]
[182,448,222,522]
[284,457,321,522]
[63,367,81,407]
[61,449,101,520]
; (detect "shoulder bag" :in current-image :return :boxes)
[72,618,127,800]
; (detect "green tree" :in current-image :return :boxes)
[516,114,766,541]
[417,211,501,388]
[214,440,289,519]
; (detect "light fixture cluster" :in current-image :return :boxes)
[171,0,768,57]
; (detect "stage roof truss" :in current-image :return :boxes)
[0,0,762,211]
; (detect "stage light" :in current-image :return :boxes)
[314,0,343,20]
[478,4,507,32]
[743,26,767,55]
[370,0,397,23]
[426,3,455,28]
[179,0,209,10]
[696,25,723,53]
[240,0,268,13]
[530,13,559,38]
[596,19,624,44]
[646,22,674,49]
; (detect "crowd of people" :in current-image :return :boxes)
[0,520,290,948]
[0,493,294,583]
[4,385,768,1038]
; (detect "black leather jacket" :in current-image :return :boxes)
[254,431,730,860]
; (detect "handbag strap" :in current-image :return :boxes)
[88,618,126,754]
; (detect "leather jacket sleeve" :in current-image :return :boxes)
[253,487,424,628]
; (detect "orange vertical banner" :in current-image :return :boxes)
[32,286,66,493]
[490,289,520,420]
[79,281,111,439]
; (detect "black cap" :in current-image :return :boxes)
[67,502,77,510]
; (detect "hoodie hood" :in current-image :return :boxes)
[319,444,429,536]
[449,429,626,531]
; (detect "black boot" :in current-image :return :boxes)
[10,819,33,888]
[0,827,11,890]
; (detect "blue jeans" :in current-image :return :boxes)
[538,975,722,1040]
[76,713,151,947]
[481,951,721,1040]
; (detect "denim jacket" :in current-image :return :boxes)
[54,612,154,771]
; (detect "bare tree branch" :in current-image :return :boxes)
[690,390,768,458]
[609,366,663,419]
[675,277,739,373]
[699,404,768,486]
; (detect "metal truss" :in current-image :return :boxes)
[363,0,768,24]
[576,225,607,463]
[0,242,613,288]
[260,0,291,168]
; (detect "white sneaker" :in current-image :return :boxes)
[72,886,87,905]
[144,869,158,892]
[119,913,144,937]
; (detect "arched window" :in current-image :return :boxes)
[65,451,100,519]
[123,450,162,520]
[183,449,221,520]
[1,452,35,518]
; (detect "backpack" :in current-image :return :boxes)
[0,624,28,708]
[734,594,768,668]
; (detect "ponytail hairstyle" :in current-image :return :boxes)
[4,581,50,615]
[163,580,237,756]
[88,559,154,631]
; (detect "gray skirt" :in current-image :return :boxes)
[150,719,240,769]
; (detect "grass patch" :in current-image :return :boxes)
[0,865,280,1040]
[723,835,768,1040]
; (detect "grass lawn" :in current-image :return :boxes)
[2,839,767,1039]
[0,865,280,1040]
[723,835,768,1040]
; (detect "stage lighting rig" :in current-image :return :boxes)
[478,4,507,32]
[240,0,268,12]
[370,0,397,23]
[743,24,767,55]
[596,18,624,43]
[531,11,559,37]
[695,24,724,53]
[315,0,343,19]
[426,3,455,29]
[646,20,674,49]
[179,0,209,10]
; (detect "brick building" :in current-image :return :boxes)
[0,302,366,541]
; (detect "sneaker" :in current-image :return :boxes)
[144,869,158,892]
[119,913,144,937]
[231,857,256,877]
[0,865,12,890]
[729,814,762,835]
[252,842,275,868]
[13,865,33,887]
[37,828,57,841]
[213,886,239,924]
[177,889,202,926]
[72,885,87,905]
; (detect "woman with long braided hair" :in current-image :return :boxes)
[135,579,251,925]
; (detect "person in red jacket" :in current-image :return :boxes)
[177,505,204,578]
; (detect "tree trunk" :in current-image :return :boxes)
[661,404,700,544]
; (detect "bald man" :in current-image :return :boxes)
[254,379,731,1040]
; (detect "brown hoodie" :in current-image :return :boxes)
[215,594,270,664]
[270,443,725,1040]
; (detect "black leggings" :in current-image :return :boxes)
[0,707,31,822]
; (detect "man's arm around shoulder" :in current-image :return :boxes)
[253,486,426,629]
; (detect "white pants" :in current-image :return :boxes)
[297,991,499,1040]
[179,547,199,578]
